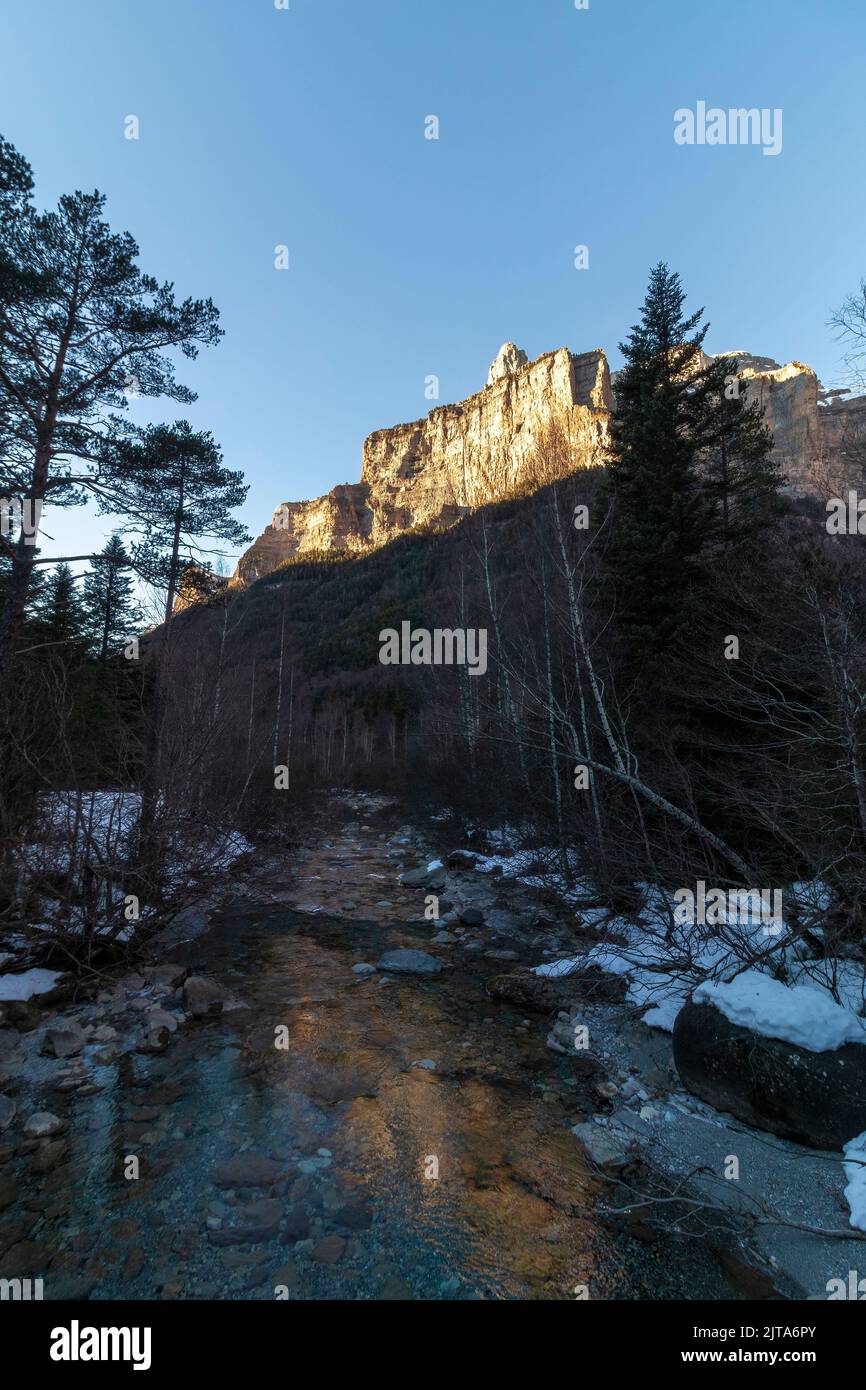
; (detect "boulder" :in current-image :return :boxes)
[376,949,442,976]
[571,1122,631,1173]
[145,963,189,991]
[399,864,447,891]
[459,908,485,927]
[672,1000,866,1150]
[183,975,226,1019]
[486,971,561,1013]
[446,850,478,869]
[40,1021,87,1058]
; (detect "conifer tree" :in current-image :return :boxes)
[0,132,221,673]
[82,534,141,659]
[34,563,89,655]
[604,263,783,652]
[103,420,249,877]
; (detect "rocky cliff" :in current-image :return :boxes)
[232,342,866,586]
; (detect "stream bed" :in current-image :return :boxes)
[0,797,741,1300]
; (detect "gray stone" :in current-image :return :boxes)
[23,1111,65,1139]
[446,850,478,869]
[376,949,443,976]
[212,1154,282,1188]
[40,1021,87,1058]
[571,1122,630,1172]
[183,975,226,1020]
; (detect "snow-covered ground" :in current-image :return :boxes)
[456,823,866,1237]
[0,967,63,1001]
[3,789,254,949]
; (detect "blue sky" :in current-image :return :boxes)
[1,0,864,572]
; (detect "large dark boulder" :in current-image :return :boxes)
[672,1000,866,1150]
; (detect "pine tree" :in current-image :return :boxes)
[82,534,141,659]
[603,263,784,652]
[698,359,784,546]
[603,263,712,652]
[0,132,221,673]
[103,420,249,878]
[34,563,89,654]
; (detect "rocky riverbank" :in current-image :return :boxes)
[0,791,857,1300]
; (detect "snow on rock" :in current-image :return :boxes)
[0,968,62,1001]
[693,971,866,1052]
[843,1132,866,1232]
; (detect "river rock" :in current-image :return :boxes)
[146,1007,179,1033]
[23,1112,65,1139]
[460,908,485,927]
[335,1201,372,1231]
[40,1021,86,1058]
[29,1139,67,1174]
[212,1153,283,1188]
[208,1198,283,1245]
[0,1095,16,1131]
[281,1204,311,1243]
[399,865,447,891]
[571,1122,630,1172]
[351,963,376,976]
[376,949,442,976]
[486,971,561,1013]
[446,850,478,869]
[183,975,226,1019]
[311,1235,346,1264]
[672,1000,866,1149]
[145,963,189,991]
[137,1026,170,1054]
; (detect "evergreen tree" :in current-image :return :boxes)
[603,263,712,652]
[103,420,249,877]
[34,563,89,654]
[0,132,222,672]
[82,534,141,659]
[603,263,783,652]
[698,359,784,546]
[108,421,249,624]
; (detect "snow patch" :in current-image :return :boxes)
[693,971,866,1052]
[843,1132,866,1232]
[0,968,62,1001]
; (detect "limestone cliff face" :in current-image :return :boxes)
[728,354,820,492]
[232,341,866,586]
[233,344,612,585]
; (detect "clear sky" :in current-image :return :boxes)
[1,0,864,571]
